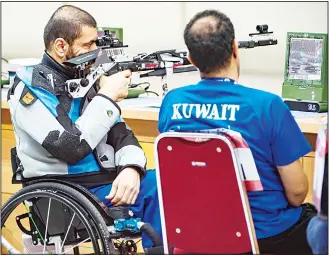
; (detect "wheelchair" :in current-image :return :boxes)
[1,147,162,255]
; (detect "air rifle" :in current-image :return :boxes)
[63,25,277,98]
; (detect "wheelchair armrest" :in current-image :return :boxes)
[10,147,24,184]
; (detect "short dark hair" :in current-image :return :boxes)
[43,5,97,51]
[184,10,235,74]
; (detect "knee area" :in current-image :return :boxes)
[141,170,158,195]
[143,169,156,184]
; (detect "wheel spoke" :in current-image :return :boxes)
[61,237,90,254]
[22,202,48,248]
[43,198,52,254]
[60,213,76,252]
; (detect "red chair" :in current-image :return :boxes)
[154,131,260,254]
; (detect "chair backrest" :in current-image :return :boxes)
[154,132,259,254]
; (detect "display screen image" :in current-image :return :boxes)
[288,38,323,81]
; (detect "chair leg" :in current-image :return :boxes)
[73,246,80,255]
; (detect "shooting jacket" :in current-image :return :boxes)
[7,52,146,188]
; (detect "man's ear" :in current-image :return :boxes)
[53,38,69,58]
[187,53,196,67]
[232,39,239,60]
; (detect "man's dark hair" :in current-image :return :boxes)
[184,10,235,74]
[43,5,97,51]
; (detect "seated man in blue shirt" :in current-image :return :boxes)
[158,9,317,254]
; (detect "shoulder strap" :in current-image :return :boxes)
[7,75,22,101]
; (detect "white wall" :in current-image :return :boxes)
[184,2,327,75]
[66,2,185,56]
[1,2,64,59]
[1,2,185,59]
[1,2,327,96]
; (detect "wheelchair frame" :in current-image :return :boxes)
[2,180,114,254]
[1,147,162,255]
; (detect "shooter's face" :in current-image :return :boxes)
[52,25,98,72]
[65,26,98,61]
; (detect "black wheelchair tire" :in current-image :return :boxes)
[1,182,117,255]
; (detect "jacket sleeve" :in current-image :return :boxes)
[106,117,147,178]
[8,79,121,165]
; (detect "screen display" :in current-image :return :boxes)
[97,30,118,38]
[288,38,323,80]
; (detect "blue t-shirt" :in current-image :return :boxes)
[158,77,312,239]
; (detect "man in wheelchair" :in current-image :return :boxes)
[4,4,161,253]
[158,9,317,255]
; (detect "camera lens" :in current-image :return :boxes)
[256,25,268,33]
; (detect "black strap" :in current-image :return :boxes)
[10,147,25,184]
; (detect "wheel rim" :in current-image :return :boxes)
[1,190,102,254]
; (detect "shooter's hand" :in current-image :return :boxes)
[98,70,132,102]
[105,167,141,206]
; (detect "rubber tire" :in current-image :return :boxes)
[1,182,119,255]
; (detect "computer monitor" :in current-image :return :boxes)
[282,32,328,112]
[97,27,124,42]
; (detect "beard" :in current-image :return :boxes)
[64,46,76,61]
[63,47,93,76]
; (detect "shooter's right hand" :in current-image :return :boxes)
[98,70,132,102]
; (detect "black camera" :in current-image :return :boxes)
[249,24,273,37]
[256,25,269,34]
[96,30,123,48]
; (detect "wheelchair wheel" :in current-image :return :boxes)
[1,182,117,255]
